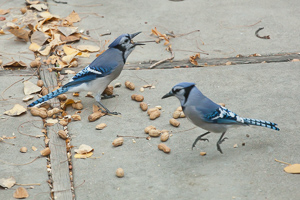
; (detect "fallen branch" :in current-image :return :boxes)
[0,156,40,166]
[255,27,270,39]
[150,46,174,69]
[274,159,291,165]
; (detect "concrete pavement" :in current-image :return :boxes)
[68,62,299,200]
[0,0,299,199]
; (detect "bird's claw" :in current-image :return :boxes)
[101,94,119,100]
[191,138,209,150]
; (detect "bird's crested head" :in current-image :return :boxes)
[108,32,144,60]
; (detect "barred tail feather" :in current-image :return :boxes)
[28,87,69,107]
[243,118,280,131]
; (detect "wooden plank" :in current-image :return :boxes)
[40,68,73,200]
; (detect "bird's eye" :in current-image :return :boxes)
[124,39,129,43]
[174,88,181,93]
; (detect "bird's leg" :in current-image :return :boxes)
[192,131,210,149]
[101,94,119,100]
[216,132,228,154]
[95,94,121,115]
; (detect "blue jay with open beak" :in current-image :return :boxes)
[28,32,144,115]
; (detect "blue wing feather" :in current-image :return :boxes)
[203,107,245,124]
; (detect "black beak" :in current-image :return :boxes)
[162,91,174,99]
[130,32,145,46]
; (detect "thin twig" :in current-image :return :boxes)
[150,47,174,69]
[175,30,200,37]
[16,183,41,186]
[18,120,44,138]
[116,135,149,139]
[53,0,67,4]
[0,138,15,145]
[0,156,40,166]
[1,78,24,100]
[274,159,291,165]
[255,27,270,39]
[172,126,197,133]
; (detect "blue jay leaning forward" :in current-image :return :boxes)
[162,82,280,153]
[28,32,144,115]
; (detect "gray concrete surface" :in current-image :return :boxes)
[0,76,50,200]
[0,0,299,199]
[49,0,300,63]
[68,62,299,200]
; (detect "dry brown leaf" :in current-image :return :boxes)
[0,9,10,15]
[26,0,40,5]
[0,177,16,188]
[58,26,78,37]
[65,11,81,23]
[63,45,79,55]
[30,4,48,12]
[77,45,100,52]
[62,54,76,64]
[2,61,27,70]
[189,53,200,66]
[49,33,64,48]
[39,11,60,21]
[284,164,300,174]
[29,42,41,51]
[32,146,37,151]
[24,80,41,95]
[13,186,29,199]
[4,104,27,116]
[74,144,93,154]
[23,95,34,102]
[74,152,93,159]
[0,29,5,34]
[8,28,30,42]
[61,99,75,109]
[31,31,50,45]
[151,27,170,45]
[38,45,51,56]
[60,33,81,43]
[77,52,90,57]
[22,10,38,27]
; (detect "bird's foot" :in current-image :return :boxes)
[106,111,121,115]
[216,137,228,154]
[192,136,209,150]
[101,94,119,100]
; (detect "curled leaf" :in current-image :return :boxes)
[77,45,100,52]
[189,53,200,66]
[2,61,27,70]
[0,176,16,188]
[65,11,81,23]
[74,144,93,154]
[24,80,41,95]
[4,104,27,116]
[8,28,30,42]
